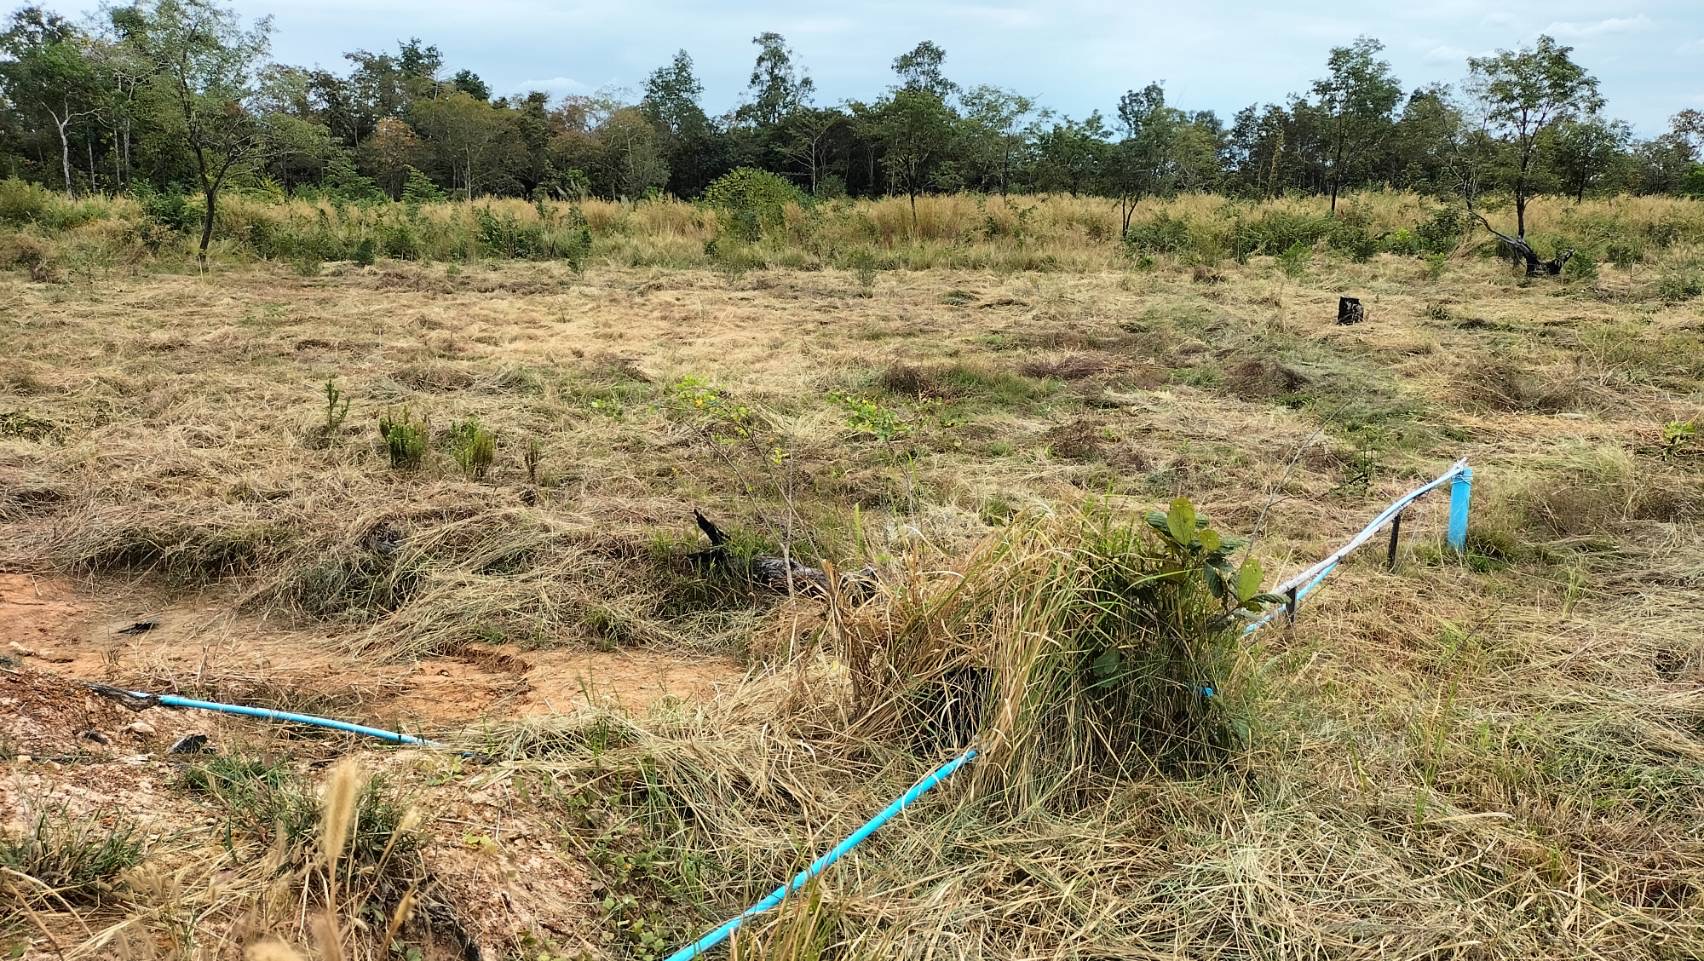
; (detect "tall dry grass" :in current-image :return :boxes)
[4,177,1702,277]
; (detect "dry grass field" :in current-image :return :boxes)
[2,196,1703,960]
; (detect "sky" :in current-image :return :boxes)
[81,0,1704,135]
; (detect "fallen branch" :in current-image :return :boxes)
[1468,210,1573,277]
[692,509,874,597]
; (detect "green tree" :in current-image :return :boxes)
[892,40,955,101]
[642,49,725,195]
[866,88,957,227]
[450,68,488,101]
[957,84,1042,194]
[597,107,669,199]
[116,0,272,261]
[0,7,102,193]
[737,32,813,129]
[780,106,845,195]
[1312,36,1401,216]
[1035,112,1110,195]
[1385,84,1461,193]
[1107,83,1177,234]
[1552,114,1630,201]
[410,90,507,195]
[1466,35,1602,237]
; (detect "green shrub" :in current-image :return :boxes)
[352,236,376,265]
[1604,240,1642,268]
[1244,209,1332,254]
[1382,227,1423,256]
[1327,210,1379,262]
[1123,213,1191,255]
[847,246,878,296]
[138,188,197,234]
[1565,251,1598,283]
[702,167,804,242]
[1414,206,1465,254]
[378,408,429,469]
[378,219,423,260]
[400,165,445,205]
[1276,241,1310,278]
[1657,267,1704,303]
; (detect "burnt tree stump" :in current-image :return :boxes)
[1337,297,1366,325]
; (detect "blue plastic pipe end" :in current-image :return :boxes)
[1446,466,1473,554]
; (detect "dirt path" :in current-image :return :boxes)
[0,572,741,733]
[1,571,744,959]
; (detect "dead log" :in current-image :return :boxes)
[1470,211,1574,277]
[691,509,875,597]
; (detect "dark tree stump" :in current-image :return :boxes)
[1337,297,1365,325]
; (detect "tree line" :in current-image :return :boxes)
[4,0,1703,255]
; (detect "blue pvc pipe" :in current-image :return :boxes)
[664,747,978,961]
[1446,466,1473,554]
[141,692,443,748]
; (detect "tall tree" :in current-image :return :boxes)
[892,40,955,101]
[957,85,1042,194]
[1035,112,1110,195]
[1552,114,1630,201]
[115,0,271,261]
[642,49,723,195]
[780,106,844,195]
[360,115,420,197]
[1311,36,1401,216]
[0,7,101,193]
[1108,83,1179,235]
[737,32,813,129]
[409,90,505,195]
[1466,35,1601,238]
[449,68,488,102]
[866,88,956,227]
[1385,84,1460,194]
[596,106,668,198]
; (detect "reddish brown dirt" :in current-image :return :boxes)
[0,572,741,734]
[1,573,725,960]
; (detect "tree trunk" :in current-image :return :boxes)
[199,188,217,263]
[1328,179,1339,218]
[55,116,73,195]
[908,189,917,230]
[1515,188,1527,239]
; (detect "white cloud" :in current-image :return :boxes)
[1679,37,1704,54]
[1543,15,1653,38]
[1424,44,1472,64]
[513,76,589,96]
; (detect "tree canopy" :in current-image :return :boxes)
[0,7,1696,212]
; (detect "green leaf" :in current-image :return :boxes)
[1090,647,1122,679]
[1165,497,1196,546]
[1204,564,1227,600]
[1198,528,1222,553]
[1235,559,1264,604]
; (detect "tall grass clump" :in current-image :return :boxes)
[835,501,1279,807]
[1,806,145,905]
